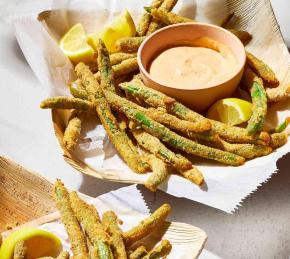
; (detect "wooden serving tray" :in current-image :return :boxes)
[0,156,207,258]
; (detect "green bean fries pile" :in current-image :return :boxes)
[40,0,289,192]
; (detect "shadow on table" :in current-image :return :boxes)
[78,173,130,198]
[138,153,290,259]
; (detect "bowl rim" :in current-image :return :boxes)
[137,22,246,91]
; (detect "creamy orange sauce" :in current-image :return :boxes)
[149,45,238,89]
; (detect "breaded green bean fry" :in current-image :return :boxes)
[144,240,172,259]
[246,52,279,86]
[120,79,270,145]
[160,0,178,11]
[133,130,204,185]
[137,12,152,36]
[95,58,139,81]
[123,204,171,246]
[102,211,127,259]
[89,246,99,259]
[63,111,84,150]
[147,107,211,133]
[75,62,147,173]
[129,246,148,259]
[273,117,290,133]
[105,91,245,166]
[97,38,116,92]
[228,29,252,45]
[119,80,175,109]
[179,167,204,186]
[144,153,170,192]
[69,80,89,100]
[13,241,27,259]
[270,132,288,149]
[147,0,178,35]
[137,0,163,36]
[53,180,88,259]
[40,97,95,112]
[57,251,70,259]
[219,139,272,159]
[243,67,267,135]
[115,37,146,53]
[110,52,137,65]
[220,12,235,27]
[266,83,290,102]
[145,7,194,24]
[69,192,113,259]
[132,129,192,170]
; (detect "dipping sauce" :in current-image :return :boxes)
[149,44,238,89]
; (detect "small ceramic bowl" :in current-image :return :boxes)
[138,23,246,112]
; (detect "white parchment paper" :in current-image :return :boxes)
[39,185,206,258]
[12,0,290,213]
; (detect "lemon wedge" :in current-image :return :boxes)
[88,10,136,53]
[207,98,253,126]
[0,227,62,259]
[59,23,95,64]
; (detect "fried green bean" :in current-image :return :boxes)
[105,90,245,166]
[270,132,288,149]
[115,37,146,53]
[137,0,164,36]
[179,167,204,186]
[160,0,177,11]
[143,152,170,192]
[220,12,235,27]
[120,79,270,145]
[246,52,279,86]
[69,192,113,259]
[137,12,152,36]
[129,246,148,259]
[243,67,267,135]
[40,97,95,112]
[123,204,171,246]
[63,110,84,150]
[89,246,99,259]
[219,139,272,159]
[53,180,88,259]
[98,40,133,131]
[57,251,70,259]
[95,58,139,81]
[133,129,204,185]
[273,117,290,133]
[145,7,194,24]
[110,52,137,65]
[69,80,89,100]
[132,129,192,170]
[13,241,27,259]
[97,38,116,92]
[75,62,148,173]
[143,240,172,259]
[266,83,290,102]
[228,29,252,45]
[147,0,178,35]
[147,107,211,133]
[102,211,127,259]
[119,80,175,109]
